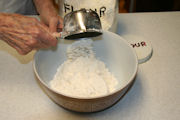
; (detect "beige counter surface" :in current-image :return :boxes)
[0,12,180,120]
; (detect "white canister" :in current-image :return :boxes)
[58,0,118,33]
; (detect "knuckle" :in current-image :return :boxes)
[51,16,58,21]
[52,39,57,46]
[33,27,41,36]
[19,51,27,55]
[16,49,24,55]
[42,45,49,49]
[21,47,32,55]
[27,39,37,47]
[48,40,57,47]
[31,17,38,22]
[17,49,28,55]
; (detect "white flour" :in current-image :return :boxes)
[50,39,118,98]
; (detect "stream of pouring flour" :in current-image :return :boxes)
[50,39,118,98]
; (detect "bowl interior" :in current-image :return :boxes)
[33,30,138,98]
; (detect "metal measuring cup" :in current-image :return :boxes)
[59,8,102,39]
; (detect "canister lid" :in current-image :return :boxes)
[123,35,153,64]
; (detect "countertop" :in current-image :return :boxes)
[0,12,180,120]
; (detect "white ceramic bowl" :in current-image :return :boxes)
[33,31,138,112]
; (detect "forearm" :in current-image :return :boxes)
[0,13,12,40]
[33,0,58,17]
[33,0,63,32]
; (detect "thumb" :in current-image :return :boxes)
[52,32,61,38]
[49,17,59,33]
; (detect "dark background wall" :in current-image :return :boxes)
[119,0,180,13]
[135,0,179,12]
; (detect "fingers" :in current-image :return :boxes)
[2,15,61,55]
[49,16,63,33]
[52,32,61,38]
[57,16,63,30]
[4,37,32,55]
[6,33,33,55]
[4,38,23,54]
[5,23,55,54]
[38,15,63,47]
[37,31,57,47]
[49,17,59,33]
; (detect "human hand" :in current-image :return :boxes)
[0,13,57,55]
[40,13,63,33]
[33,0,63,33]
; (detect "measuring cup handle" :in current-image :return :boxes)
[52,32,63,39]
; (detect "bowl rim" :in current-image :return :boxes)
[33,30,138,100]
